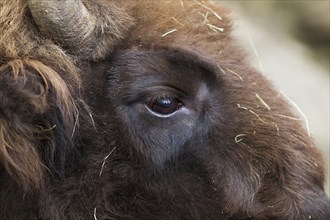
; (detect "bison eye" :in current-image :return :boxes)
[146,97,182,116]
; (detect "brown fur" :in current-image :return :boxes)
[0,0,329,219]
[0,58,80,190]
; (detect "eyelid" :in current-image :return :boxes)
[145,94,180,103]
[145,105,179,118]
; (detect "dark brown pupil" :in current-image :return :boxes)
[147,98,181,115]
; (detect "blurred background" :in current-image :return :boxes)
[214,0,329,195]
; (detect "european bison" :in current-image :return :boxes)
[0,0,329,219]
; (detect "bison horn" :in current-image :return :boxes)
[27,0,96,50]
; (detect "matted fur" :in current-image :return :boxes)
[0,0,87,190]
[0,58,79,190]
[0,0,329,219]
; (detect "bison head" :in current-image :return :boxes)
[0,0,329,219]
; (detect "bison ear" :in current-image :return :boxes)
[0,59,77,191]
